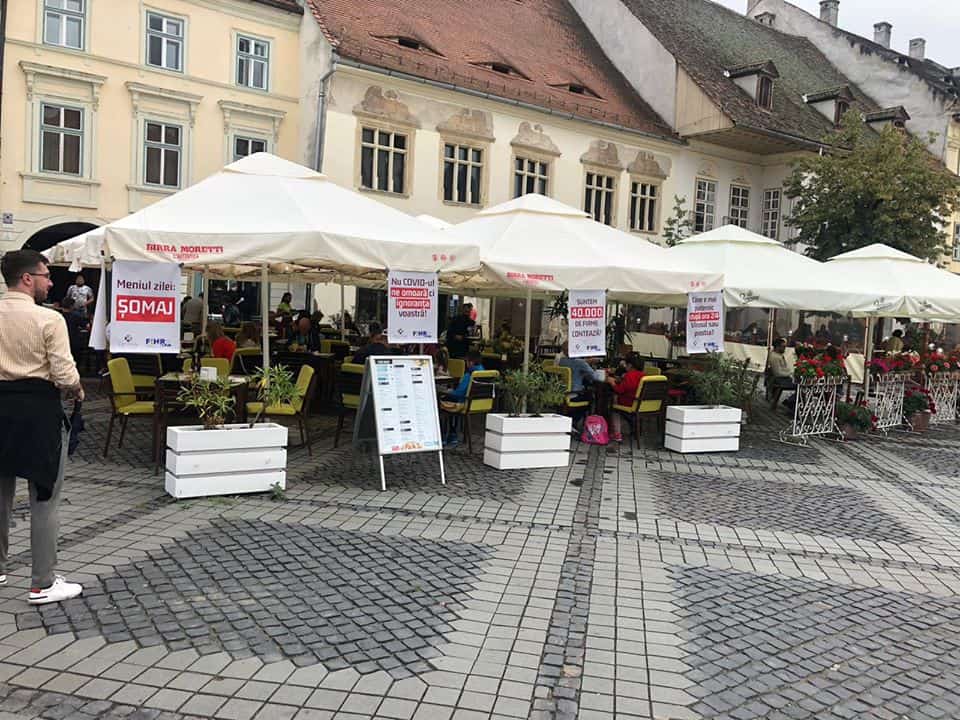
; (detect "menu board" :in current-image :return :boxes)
[368,356,442,455]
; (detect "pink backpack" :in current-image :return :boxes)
[581,415,609,445]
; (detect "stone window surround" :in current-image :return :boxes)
[233,29,273,92]
[353,120,415,198]
[126,81,200,210]
[219,100,284,165]
[20,60,105,208]
[628,177,662,235]
[511,152,552,199]
[582,165,619,227]
[510,122,560,199]
[437,135,490,208]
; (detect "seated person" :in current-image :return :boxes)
[207,321,236,362]
[886,329,904,353]
[351,322,391,364]
[289,316,319,352]
[558,343,595,425]
[606,353,645,443]
[235,322,260,349]
[440,350,485,446]
[767,338,796,407]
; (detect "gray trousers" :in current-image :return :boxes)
[0,428,66,589]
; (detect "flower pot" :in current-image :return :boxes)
[664,405,741,453]
[483,413,572,469]
[907,411,931,433]
[840,423,858,441]
[165,423,288,498]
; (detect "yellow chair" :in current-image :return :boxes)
[448,358,466,380]
[231,347,263,375]
[439,369,500,453]
[104,358,155,457]
[246,365,316,455]
[613,374,669,448]
[541,358,556,369]
[111,353,160,392]
[320,339,352,361]
[545,365,591,419]
[334,362,365,448]
[182,357,231,377]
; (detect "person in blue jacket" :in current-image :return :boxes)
[440,350,484,447]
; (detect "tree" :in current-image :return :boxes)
[662,195,692,247]
[784,114,960,261]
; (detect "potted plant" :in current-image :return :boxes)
[903,388,934,432]
[666,354,748,454]
[483,365,572,470]
[835,401,876,440]
[164,367,295,499]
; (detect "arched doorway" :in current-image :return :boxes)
[22,221,100,305]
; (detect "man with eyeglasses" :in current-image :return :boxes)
[0,249,83,605]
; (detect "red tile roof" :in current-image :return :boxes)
[305,0,675,138]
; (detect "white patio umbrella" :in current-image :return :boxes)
[48,153,481,365]
[668,225,886,312]
[445,194,723,369]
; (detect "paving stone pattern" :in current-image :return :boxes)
[673,564,960,719]
[28,521,488,677]
[648,471,922,544]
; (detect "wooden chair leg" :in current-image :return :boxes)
[300,414,311,456]
[118,415,128,448]
[634,413,641,449]
[103,413,115,457]
[334,412,344,448]
[465,413,472,453]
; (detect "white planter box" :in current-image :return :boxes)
[165,423,288,498]
[483,413,571,469]
[664,405,741,454]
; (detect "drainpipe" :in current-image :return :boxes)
[314,52,339,172]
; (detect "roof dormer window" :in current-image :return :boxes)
[472,61,529,80]
[375,35,443,57]
[549,82,602,99]
[757,76,773,110]
[864,106,911,130]
[834,99,850,126]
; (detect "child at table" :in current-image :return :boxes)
[606,353,644,443]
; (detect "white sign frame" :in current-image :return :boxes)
[568,289,606,358]
[387,270,439,344]
[365,355,446,491]
[110,260,181,354]
[686,291,725,355]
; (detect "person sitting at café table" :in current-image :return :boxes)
[342,311,359,334]
[767,338,796,408]
[439,350,485,447]
[207,322,236,362]
[558,342,595,427]
[236,322,259,349]
[605,353,644,443]
[886,329,904,353]
[352,322,391,364]
[289,315,319,352]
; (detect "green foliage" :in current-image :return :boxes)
[177,376,235,429]
[250,365,298,425]
[689,354,759,409]
[547,291,569,322]
[662,195,692,247]
[270,481,287,502]
[502,365,568,416]
[835,401,875,432]
[784,114,960,261]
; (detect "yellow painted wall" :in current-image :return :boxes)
[0,0,303,251]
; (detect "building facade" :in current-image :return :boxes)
[0,0,305,255]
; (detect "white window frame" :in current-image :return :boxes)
[762,188,782,239]
[694,178,717,233]
[39,103,84,176]
[43,0,85,50]
[236,34,270,91]
[233,135,267,161]
[442,141,484,206]
[145,10,184,73]
[513,156,549,198]
[729,185,750,228]
[629,180,660,234]
[584,170,616,226]
[143,120,182,188]
[359,126,409,195]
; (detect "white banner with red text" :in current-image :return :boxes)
[568,289,606,358]
[387,270,438,344]
[686,291,724,354]
[110,260,181,354]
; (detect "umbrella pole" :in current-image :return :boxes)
[767,309,776,350]
[201,271,208,337]
[261,264,271,374]
[523,286,532,374]
[339,274,346,341]
[862,317,874,400]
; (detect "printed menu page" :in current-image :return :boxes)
[370,357,441,455]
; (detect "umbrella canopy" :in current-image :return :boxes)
[444,194,722,304]
[46,153,479,278]
[668,225,882,312]
[824,244,960,320]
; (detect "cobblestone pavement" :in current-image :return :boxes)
[1,382,960,718]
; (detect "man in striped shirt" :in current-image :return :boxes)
[0,249,83,605]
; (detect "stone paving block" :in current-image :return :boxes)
[237,680,279,701]
[143,687,190,711]
[270,684,312,707]
[9,667,57,689]
[179,692,227,717]
[74,677,124,700]
[215,697,264,720]
[377,697,418,719]
[109,683,155,706]
[40,672,88,694]
[305,689,347,711]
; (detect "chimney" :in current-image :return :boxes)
[819,0,839,26]
[873,22,892,48]
[746,0,762,14]
[909,38,926,60]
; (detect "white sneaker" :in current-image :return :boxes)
[28,576,82,605]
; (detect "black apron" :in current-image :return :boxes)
[0,379,66,501]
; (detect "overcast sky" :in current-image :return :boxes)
[713,0,960,67]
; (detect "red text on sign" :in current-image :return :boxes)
[570,307,604,319]
[115,295,176,323]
